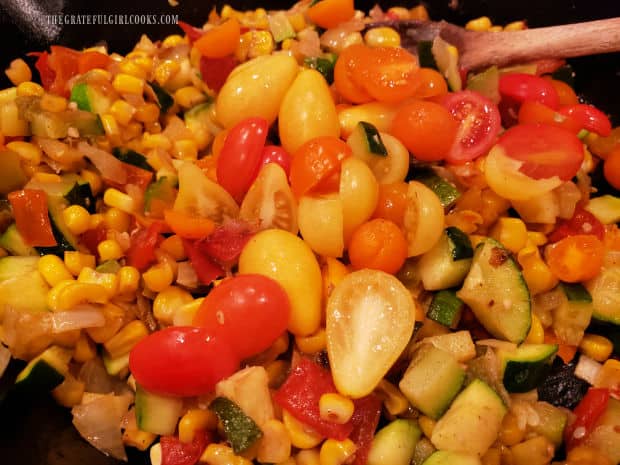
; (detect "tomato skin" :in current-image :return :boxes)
[217,117,269,203]
[182,238,225,285]
[307,0,355,28]
[349,394,382,465]
[390,100,458,162]
[547,78,579,106]
[544,234,604,283]
[77,51,111,74]
[559,104,612,137]
[548,205,606,243]
[603,147,620,190]
[161,431,211,465]
[7,189,57,247]
[260,145,291,177]
[348,219,408,274]
[193,274,290,359]
[440,90,501,163]
[200,55,239,92]
[564,388,610,451]
[517,100,583,133]
[178,20,205,42]
[410,68,448,99]
[126,222,164,271]
[194,18,241,59]
[499,73,560,110]
[129,326,238,397]
[334,44,374,104]
[194,219,255,269]
[497,123,584,181]
[372,182,409,226]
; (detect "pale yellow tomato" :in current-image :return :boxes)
[297,194,344,258]
[403,181,445,257]
[339,157,379,244]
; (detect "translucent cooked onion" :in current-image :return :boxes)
[36,137,84,164]
[176,260,199,289]
[79,359,116,394]
[77,141,127,183]
[72,393,132,461]
[51,306,106,333]
[574,354,602,385]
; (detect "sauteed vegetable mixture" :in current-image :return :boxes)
[1,2,619,465]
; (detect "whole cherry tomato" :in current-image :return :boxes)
[518,100,582,133]
[193,274,291,359]
[559,104,612,137]
[217,117,268,203]
[499,73,560,109]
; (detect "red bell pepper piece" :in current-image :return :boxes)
[564,387,610,450]
[80,224,108,257]
[106,162,154,192]
[126,221,164,271]
[178,21,205,42]
[29,51,55,90]
[199,55,238,92]
[195,219,254,269]
[548,205,606,243]
[77,51,112,74]
[161,430,211,465]
[182,238,225,285]
[7,189,57,247]
[274,357,354,440]
[350,394,382,465]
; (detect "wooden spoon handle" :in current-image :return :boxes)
[459,17,620,70]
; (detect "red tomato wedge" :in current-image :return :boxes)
[496,123,584,181]
[440,90,501,163]
[499,73,560,109]
[559,104,612,137]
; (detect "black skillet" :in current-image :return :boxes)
[0,0,619,463]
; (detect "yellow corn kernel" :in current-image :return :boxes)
[89,213,106,229]
[341,32,364,50]
[64,251,97,276]
[281,38,296,51]
[100,113,121,137]
[386,7,410,20]
[103,188,136,213]
[174,86,208,109]
[595,358,620,389]
[418,416,436,438]
[81,169,103,195]
[5,58,32,85]
[173,297,204,326]
[109,100,136,126]
[296,329,326,354]
[510,435,554,465]
[49,281,109,311]
[527,231,548,247]
[104,207,131,233]
[319,439,356,465]
[296,449,321,465]
[408,5,429,21]
[375,379,409,416]
[97,239,124,262]
[504,21,526,31]
[74,332,97,362]
[466,16,493,32]
[162,34,187,48]
[499,412,526,446]
[143,262,174,293]
[38,254,74,287]
[32,172,62,183]
[135,103,161,124]
[52,373,85,407]
[124,122,145,141]
[481,448,501,465]
[119,59,146,80]
[526,313,545,344]
[6,141,42,165]
[104,320,149,358]
[78,267,119,297]
[142,133,171,150]
[172,139,199,160]
[490,217,528,254]
[134,55,154,73]
[154,60,181,87]
[258,419,292,464]
[62,205,91,235]
[178,409,218,443]
[579,334,613,362]
[153,286,194,325]
[40,93,68,113]
[16,81,44,97]
[237,30,274,62]
[364,27,401,48]
[117,265,140,296]
[112,73,144,94]
[319,393,354,425]
[517,246,558,295]
[488,26,503,32]
[283,410,323,449]
[200,443,253,465]
[288,12,306,32]
[160,235,187,261]
[322,257,349,302]
[86,302,125,343]
[123,426,157,451]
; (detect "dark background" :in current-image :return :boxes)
[0,0,619,464]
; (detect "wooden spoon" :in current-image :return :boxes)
[371,18,620,70]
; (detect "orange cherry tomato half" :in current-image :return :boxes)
[194,18,241,58]
[544,234,605,282]
[334,44,374,104]
[290,136,352,198]
[410,67,449,99]
[348,218,408,274]
[496,123,584,181]
[390,99,458,161]
[372,182,409,227]
[559,104,612,137]
[603,147,620,190]
[518,101,583,133]
[306,0,355,29]
[546,78,579,106]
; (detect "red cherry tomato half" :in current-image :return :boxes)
[161,430,211,465]
[193,274,291,359]
[217,117,269,203]
[129,326,238,397]
[497,123,584,181]
[548,205,606,243]
[260,145,292,177]
[518,100,583,133]
[440,90,501,164]
[559,104,612,137]
[499,73,560,109]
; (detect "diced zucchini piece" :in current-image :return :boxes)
[554,283,594,344]
[418,227,473,290]
[102,352,130,376]
[63,181,96,213]
[367,419,421,465]
[35,194,78,257]
[410,167,460,208]
[586,266,620,326]
[431,36,461,91]
[30,109,104,138]
[431,379,507,457]
[422,450,482,465]
[149,82,174,113]
[112,147,154,172]
[303,54,337,84]
[421,330,476,362]
[529,401,568,447]
[70,82,112,114]
[427,290,464,328]
[457,238,531,343]
[348,121,388,157]
[15,345,72,391]
[144,176,177,214]
[585,195,620,224]
[268,12,296,42]
[0,256,49,315]
[209,396,263,454]
[399,345,465,419]
[466,66,500,103]
[497,343,558,393]
[0,223,37,256]
[0,149,28,195]
[135,384,184,436]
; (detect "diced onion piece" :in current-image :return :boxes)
[77,141,127,184]
[574,354,602,385]
[51,306,106,333]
